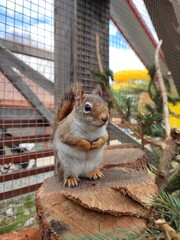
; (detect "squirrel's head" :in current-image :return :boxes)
[74,84,109,128]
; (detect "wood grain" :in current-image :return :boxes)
[36,147,158,239]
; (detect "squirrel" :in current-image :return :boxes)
[53,82,109,187]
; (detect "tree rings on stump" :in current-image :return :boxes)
[36,147,158,239]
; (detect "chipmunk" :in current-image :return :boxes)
[53,82,109,187]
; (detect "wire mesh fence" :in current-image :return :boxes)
[0,0,180,236]
[0,0,54,234]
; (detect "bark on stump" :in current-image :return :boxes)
[36,146,158,239]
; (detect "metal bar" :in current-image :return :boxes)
[0,150,53,164]
[0,119,49,128]
[0,183,42,200]
[0,134,51,148]
[109,122,157,164]
[0,43,54,95]
[0,60,54,125]
[0,165,54,182]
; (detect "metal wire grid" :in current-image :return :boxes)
[0,0,54,233]
[54,0,110,99]
[109,0,180,143]
[0,0,110,234]
[76,0,109,92]
[0,0,179,236]
[144,0,180,94]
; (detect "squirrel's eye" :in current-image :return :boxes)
[84,103,92,113]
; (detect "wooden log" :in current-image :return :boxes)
[36,147,158,239]
[101,147,147,171]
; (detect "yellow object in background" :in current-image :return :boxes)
[169,103,180,129]
[114,69,150,82]
[112,82,129,90]
[112,69,180,129]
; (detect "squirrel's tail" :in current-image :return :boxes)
[54,82,84,131]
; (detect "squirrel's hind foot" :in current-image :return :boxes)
[63,177,81,188]
[87,170,104,180]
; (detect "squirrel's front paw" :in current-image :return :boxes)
[63,177,81,188]
[91,136,108,149]
[87,170,104,180]
[75,138,91,150]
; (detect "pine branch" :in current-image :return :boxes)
[167,167,180,194]
[169,110,180,119]
[95,33,165,150]
[155,219,178,240]
[153,190,180,231]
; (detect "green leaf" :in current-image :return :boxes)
[90,68,114,86]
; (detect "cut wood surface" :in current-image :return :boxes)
[102,147,147,171]
[37,194,147,239]
[36,146,158,239]
[62,186,148,217]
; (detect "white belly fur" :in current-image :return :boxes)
[53,123,107,179]
[55,140,105,178]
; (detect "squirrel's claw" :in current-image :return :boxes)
[87,170,104,180]
[63,177,80,188]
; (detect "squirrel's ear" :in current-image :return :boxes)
[92,84,103,97]
[74,82,84,105]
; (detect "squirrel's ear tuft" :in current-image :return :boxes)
[92,84,103,97]
[74,82,84,105]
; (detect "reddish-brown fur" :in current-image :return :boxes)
[53,82,83,134]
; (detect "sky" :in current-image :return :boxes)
[109,20,145,72]
[0,0,54,50]
[0,0,158,77]
[109,0,159,72]
[0,0,54,81]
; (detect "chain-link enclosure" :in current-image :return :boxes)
[0,0,180,235]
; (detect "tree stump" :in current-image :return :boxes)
[36,146,158,240]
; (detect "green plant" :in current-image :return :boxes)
[111,79,150,115]
[0,194,36,234]
[91,67,180,194]
[153,190,180,232]
[135,112,163,150]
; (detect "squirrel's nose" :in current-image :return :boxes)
[101,114,108,123]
